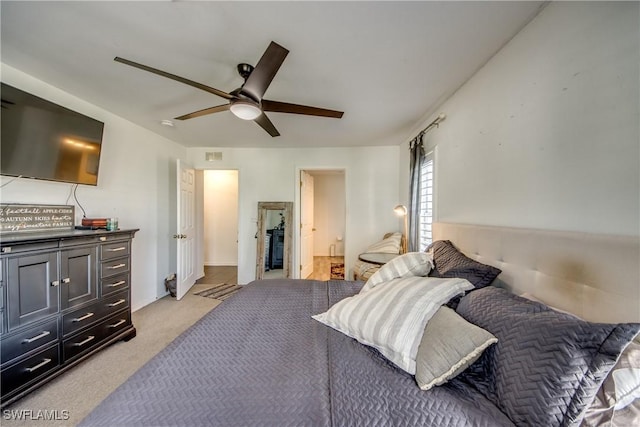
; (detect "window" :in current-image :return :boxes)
[418,152,434,251]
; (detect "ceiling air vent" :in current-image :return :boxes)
[205,152,223,162]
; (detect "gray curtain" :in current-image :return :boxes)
[407,133,424,252]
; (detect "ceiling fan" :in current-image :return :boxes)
[114,41,344,137]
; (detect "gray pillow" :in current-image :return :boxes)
[415,306,497,391]
[456,287,640,427]
[427,240,501,289]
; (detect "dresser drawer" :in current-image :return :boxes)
[1,344,60,397]
[62,300,101,337]
[62,309,128,363]
[1,319,58,364]
[1,241,58,255]
[62,291,129,336]
[62,323,102,363]
[101,273,129,297]
[101,310,132,341]
[100,291,130,320]
[101,257,130,279]
[101,241,130,261]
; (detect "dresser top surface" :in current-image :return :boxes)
[0,228,139,245]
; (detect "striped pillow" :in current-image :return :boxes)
[364,232,402,253]
[312,276,473,374]
[361,252,433,293]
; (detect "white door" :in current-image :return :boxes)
[176,159,196,300]
[300,171,314,278]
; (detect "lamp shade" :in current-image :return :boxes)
[394,205,407,216]
[230,100,262,120]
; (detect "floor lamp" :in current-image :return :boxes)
[394,205,408,253]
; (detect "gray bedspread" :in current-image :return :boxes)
[80,279,514,426]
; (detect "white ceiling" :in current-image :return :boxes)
[0,1,545,148]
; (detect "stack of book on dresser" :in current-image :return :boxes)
[81,218,108,229]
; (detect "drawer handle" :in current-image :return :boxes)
[107,280,126,288]
[106,247,126,252]
[22,330,51,344]
[25,358,52,373]
[62,277,71,284]
[51,280,60,287]
[108,299,126,308]
[73,335,95,347]
[107,263,126,270]
[109,319,127,328]
[72,312,95,323]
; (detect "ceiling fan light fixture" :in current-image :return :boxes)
[230,100,262,120]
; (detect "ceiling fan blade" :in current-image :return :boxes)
[241,42,289,101]
[174,104,230,121]
[262,100,344,118]
[114,57,233,100]
[254,113,280,137]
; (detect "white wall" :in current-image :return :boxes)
[203,170,238,266]
[400,2,639,237]
[188,146,400,282]
[0,64,188,311]
[313,173,346,256]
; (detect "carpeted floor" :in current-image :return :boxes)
[1,290,220,427]
[194,283,242,300]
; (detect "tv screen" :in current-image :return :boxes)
[1,83,105,186]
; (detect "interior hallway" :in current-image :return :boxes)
[196,266,238,284]
[198,256,345,286]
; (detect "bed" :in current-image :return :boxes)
[80,223,640,427]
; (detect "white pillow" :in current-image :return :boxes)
[312,276,473,374]
[361,252,433,293]
[415,306,497,391]
[613,365,640,410]
[364,232,402,254]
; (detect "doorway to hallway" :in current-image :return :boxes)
[299,169,346,279]
[201,170,239,283]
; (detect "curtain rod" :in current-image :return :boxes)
[416,113,446,138]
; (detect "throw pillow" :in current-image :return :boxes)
[415,306,497,391]
[360,251,433,293]
[313,276,473,374]
[428,240,501,289]
[364,232,402,254]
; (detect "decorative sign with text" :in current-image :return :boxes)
[0,204,75,233]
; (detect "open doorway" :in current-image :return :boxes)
[299,169,346,280]
[196,170,239,288]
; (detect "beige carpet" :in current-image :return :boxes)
[1,289,220,427]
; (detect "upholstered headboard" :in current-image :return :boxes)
[433,222,640,324]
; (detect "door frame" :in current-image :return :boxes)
[294,167,348,279]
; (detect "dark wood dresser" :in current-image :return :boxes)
[0,228,138,408]
[267,228,285,269]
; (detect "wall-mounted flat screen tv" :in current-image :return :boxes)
[1,83,105,186]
